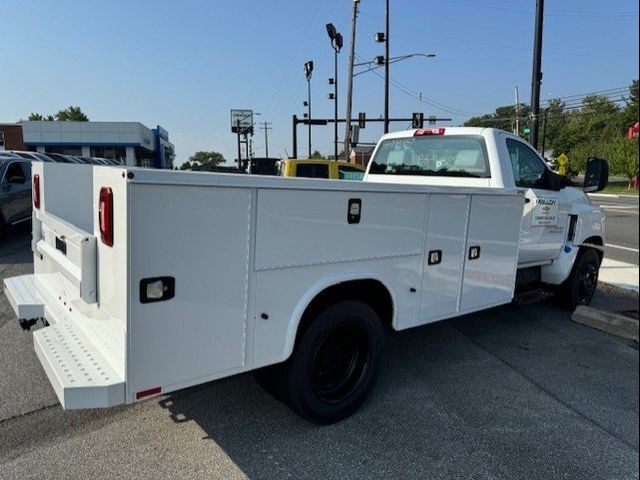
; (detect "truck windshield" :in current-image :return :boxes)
[369,135,490,178]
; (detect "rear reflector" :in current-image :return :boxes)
[99,187,113,247]
[414,128,446,136]
[136,386,162,400]
[33,174,41,209]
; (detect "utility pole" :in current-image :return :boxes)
[344,0,360,160]
[540,107,549,156]
[529,0,544,150]
[236,119,242,169]
[260,121,272,158]
[384,0,390,134]
[514,86,520,136]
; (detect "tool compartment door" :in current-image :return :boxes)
[460,194,523,312]
[128,184,252,398]
[417,194,470,327]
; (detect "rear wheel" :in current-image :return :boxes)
[560,249,601,309]
[256,300,384,424]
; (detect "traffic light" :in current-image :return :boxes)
[412,112,424,129]
[358,112,366,129]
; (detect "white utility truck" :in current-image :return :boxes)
[4,127,606,424]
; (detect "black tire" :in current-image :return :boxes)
[560,248,601,309]
[258,300,384,424]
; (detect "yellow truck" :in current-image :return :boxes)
[279,159,365,180]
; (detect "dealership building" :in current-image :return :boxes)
[10,121,175,168]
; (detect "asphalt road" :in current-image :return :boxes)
[0,227,638,480]
[591,195,640,265]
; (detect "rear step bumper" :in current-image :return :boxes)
[5,274,125,409]
[3,275,45,319]
[34,321,125,409]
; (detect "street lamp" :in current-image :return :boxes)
[326,23,343,160]
[304,60,314,158]
[354,52,435,74]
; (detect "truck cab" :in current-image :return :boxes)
[364,127,607,306]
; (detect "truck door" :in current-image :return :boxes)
[504,137,567,265]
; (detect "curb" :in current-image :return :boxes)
[572,306,639,342]
[588,193,639,199]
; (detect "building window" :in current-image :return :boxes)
[90,146,126,163]
[45,145,82,156]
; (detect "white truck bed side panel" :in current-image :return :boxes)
[255,190,426,270]
[127,184,251,400]
[253,257,422,367]
[460,194,523,311]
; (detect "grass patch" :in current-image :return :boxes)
[601,181,639,195]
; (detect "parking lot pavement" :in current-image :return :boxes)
[1,229,638,480]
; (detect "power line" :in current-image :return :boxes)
[437,0,639,18]
[353,53,476,116]
[358,10,638,58]
[542,86,629,102]
[263,0,324,118]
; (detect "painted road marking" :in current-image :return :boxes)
[607,243,640,253]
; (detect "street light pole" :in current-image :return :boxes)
[304,61,314,158]
[307,77,312,157]
[384,0,390,134]
[326,24,343,161]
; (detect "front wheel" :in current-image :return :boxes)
[560,248,601,309]
[260,301,385,424]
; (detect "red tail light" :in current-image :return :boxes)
[414,128,446,136]
[99,187,113,246]
[33,174,41,209]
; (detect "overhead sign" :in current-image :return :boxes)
[531,198,558,227]
[231,110,253,133]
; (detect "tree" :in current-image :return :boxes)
[28,113,54,121]
[607,137,639,187]
[179,151,225,171]
[27,107,88,121]
[465,103,532,136]
[55,106,89,121]
[310,150,325,159]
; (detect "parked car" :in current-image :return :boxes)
[279,159,366,180]
[0,157,31,238]
[11,151,55,162]
[44,153,83,164]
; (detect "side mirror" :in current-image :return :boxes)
[583,157,609,193]
[8,176,25,185]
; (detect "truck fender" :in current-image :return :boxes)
[541,245,580,285]
[282,271,398,361]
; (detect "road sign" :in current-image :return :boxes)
[523,127,531,134]
[231,110,253,133]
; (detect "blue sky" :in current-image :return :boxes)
[1,0,638,165]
